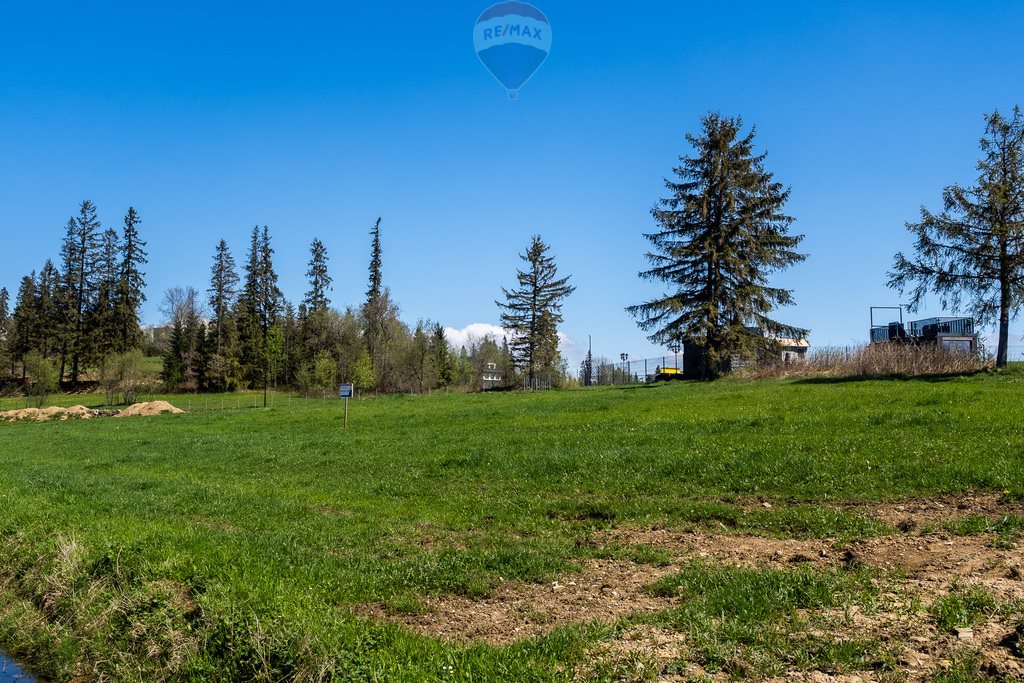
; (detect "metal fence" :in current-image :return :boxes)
[579,355,684,386]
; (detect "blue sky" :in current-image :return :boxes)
[2,0,1023,366]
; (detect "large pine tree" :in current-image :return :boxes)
[36,261,62,359]
[10,276,36,377]
[208,239,239,356]
[0,287,9,378]
[889,107,1024,368]
[90,226,121,359]
[627,113,807,378]
[236,226,282,386]
[113,207,147,352]
[362,217,395,387]
[303,238,332,314]
[497,235,575,389]
[60,200,103,384]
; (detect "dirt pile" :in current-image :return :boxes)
[115,401,184,417]
[0,401,184,422]
[0,405,96,422]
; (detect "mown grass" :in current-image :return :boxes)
[1,369,1023,679]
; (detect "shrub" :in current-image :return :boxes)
[22,351,59,408]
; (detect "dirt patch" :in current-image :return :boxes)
[847,492,1024,528]
[115,401,184,417]
[733,492,1024,528]
[358,559,676,646]
[362,499,1024,679]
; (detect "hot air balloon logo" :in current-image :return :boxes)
[473,2,551,100]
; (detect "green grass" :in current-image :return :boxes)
[641,562,886,678]
[1,370,1024,680]
[930,585,999,632]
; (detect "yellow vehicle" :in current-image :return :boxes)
[654,366,683,381]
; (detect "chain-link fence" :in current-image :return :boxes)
[579,354,686,386]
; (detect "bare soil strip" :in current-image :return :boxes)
[363,497,1024,680]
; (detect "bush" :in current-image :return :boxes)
[101,350,150,406]
[22,351,59,408]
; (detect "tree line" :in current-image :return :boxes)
[0,201,147,385]
[0,209,576,396]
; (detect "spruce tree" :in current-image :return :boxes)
[91,226,121,359]
[889,107,1024,368]
[60,200,103,384]
[258,226,282,335]
[114,207,147,352]
[627,113,807,377]
[236,226,282,389]
[497,235,575,389]
[0,287,9,379]
[366,217,383,302]
[11,275,36,376]
[36,261,62,359]
[430,322,452,389]
[303,238,332,314]
[362,217,394,387]
[237,227,264,384]
[208,239,239,356]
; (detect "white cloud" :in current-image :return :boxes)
[444,323,583,367]
[444,323,509,351]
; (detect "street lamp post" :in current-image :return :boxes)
[669,343,681,371]
[620,353,629,383]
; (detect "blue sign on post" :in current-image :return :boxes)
[338,384,354,399]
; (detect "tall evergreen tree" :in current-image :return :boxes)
[36,261,62,359]
[889,107,1024,368]
[236,226,282,387]
[366,217,383,302]
[91,226,121,358]
[113,207,147,352]
[237,227,265,384]
[430,322,452,389]
[497,235,575,389]
[258,226,282,335]
[208,239,239,356]
[11,275,36,376]
[60,200,103,383]
[627,113,807,378]
[362,217,394,386]
[303,238,332,314]
[0,287,9,325]
[0,287,9,379]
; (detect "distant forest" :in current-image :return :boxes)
[0,208,575,395]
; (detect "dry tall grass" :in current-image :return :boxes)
[737,344,992,380]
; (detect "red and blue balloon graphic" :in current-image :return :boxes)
[473,2,551,100]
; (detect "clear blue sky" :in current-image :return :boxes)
[2,0,1023,366]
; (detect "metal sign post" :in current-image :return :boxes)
[338,383,354,428]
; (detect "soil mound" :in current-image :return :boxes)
[0,405,95,422]
[116,401,184,417]
[1,401,184,422]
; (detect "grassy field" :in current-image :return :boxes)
[1,370,1024,681]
